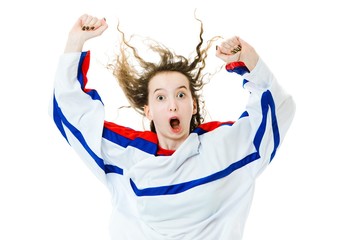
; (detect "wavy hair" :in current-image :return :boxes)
[108,16,220,133]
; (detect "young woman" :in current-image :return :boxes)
[50,14,295,239]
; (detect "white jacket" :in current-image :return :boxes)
[50,51,296,240]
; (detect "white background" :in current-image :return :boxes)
[1,0,359,239]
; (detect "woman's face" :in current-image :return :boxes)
[144,71,197,150]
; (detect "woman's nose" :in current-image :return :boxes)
[169,99,177,112]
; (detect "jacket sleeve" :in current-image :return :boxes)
[49,51,154,185]
[215,58,296,178]
[49,51,109,184]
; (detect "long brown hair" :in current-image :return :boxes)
[108,15,220,133]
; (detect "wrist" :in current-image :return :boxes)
[64,36,85,53]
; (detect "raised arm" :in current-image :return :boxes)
[211,36,295,177]
[50,15,114,184]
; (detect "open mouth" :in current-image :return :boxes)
[170,117,180,130]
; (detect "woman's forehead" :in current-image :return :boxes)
[149,71,190,91]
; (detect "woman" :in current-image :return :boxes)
[50,14,295,239]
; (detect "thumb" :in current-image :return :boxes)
[215,45,229,62]
[96,18,108,34]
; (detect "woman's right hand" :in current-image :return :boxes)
[64,14,108,53]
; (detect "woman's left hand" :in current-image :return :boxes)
[216,36,259,72]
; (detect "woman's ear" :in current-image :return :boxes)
[144,105,152,120]
[192,99,197,115]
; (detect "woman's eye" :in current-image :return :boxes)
[177,92,185,98]
[157,95,165,101]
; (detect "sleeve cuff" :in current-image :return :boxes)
[225,61,250,75]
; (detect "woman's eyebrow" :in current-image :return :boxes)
[177,85,188,90]
[153,85,188,93]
